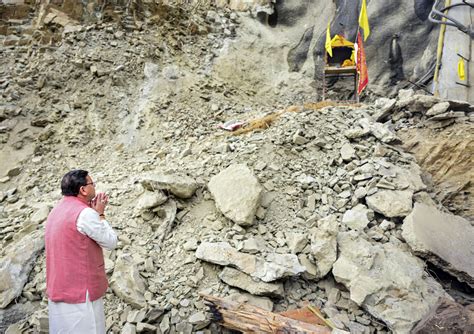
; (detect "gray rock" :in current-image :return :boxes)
[285,232,308,254]
[0,230,44,308]
[208,164,263,226]
[366,190,413,218]
[6,167,21,177]
[397,88,415,101]
[425,102,450,117]
[332,231,446,333]
[293,133,309,145]
[241,237,266,254]
[136,322,156,333]
[398,94,440,112]
[159,314,170,334]
[428,111,466,121]
[342,204,371,230]
[0,302,36,333]
[347,321,369,334]
[136,190,167,210]
[345,127,370,140]
[195,242,256,274]
[379,220,395,231]
[298,254,319,280]
[373,98,396,122]
[388,162,426,192]
[188,311,209,329]
[402,203,474,287]
[219,267,284,297]
[340,143,356,161]
[183,238,199,251]
[150,199,177,247]
[369,122,400,144]
[121,323,136,334]
[359,118,399,144]
[354,187,367,199]
[162,65,180,80]
[253,253,305,282]
[127,309,146,323]
[447,99,472,111]
[309,215,338,279]
[30,204,51,225]
[413,192,438,207]
[111,254,147,309]
[141,173,198,199]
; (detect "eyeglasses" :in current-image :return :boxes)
[84,182,96,187]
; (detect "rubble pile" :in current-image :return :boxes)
[370,89,474,130]
[0,2,473,334]
[367,90,474,220]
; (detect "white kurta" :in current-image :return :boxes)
[48,208,117,334]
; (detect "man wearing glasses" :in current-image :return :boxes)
[45,169,117,333]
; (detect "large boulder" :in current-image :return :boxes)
[0,230,44,309]
[366,190,413,218]
[402,203,474,287]
[332,231,447,333]
[140,173,198,199]
[208,164,263,226]
[110,253,147,309]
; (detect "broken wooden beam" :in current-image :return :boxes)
[201,294,332,333]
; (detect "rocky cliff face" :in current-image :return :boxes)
[0,0,445,97]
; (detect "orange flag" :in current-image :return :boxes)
[357,31,368,94]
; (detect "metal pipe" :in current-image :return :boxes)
[433,0,451,96]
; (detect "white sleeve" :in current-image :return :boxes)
[77,208,118,250]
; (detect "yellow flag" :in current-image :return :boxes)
[325,21,333,57]
[458,57,466,81]
[359,0,370,41]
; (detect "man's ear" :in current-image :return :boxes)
[78,186,87,196]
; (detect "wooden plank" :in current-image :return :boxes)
[201,294,332,334]
[324,66,357,75]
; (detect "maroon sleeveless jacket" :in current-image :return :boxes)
[45,196,108,303]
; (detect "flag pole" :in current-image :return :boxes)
[354,0,361,102]
[355,0,361,43]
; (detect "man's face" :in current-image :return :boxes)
[82,175,96,201]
